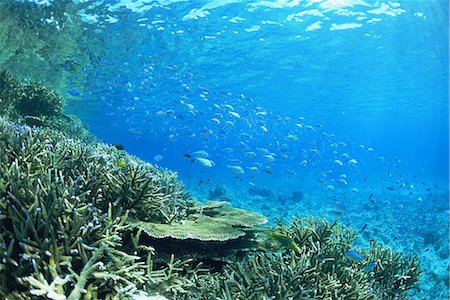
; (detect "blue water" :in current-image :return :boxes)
[41,0,449,298]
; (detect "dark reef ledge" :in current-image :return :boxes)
[0,72,421,299]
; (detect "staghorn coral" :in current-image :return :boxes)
[0,117,172,298]
[0,70,94,143]
[0,116,264,298]
[0,116,422,299]
[362,240,422,299]
[193,216,422,300]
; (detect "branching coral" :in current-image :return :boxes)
[0,117,422,300]
[0,69,63,117]
[197,216,422,300]
[15,81,63,116]
[0,118,150,298]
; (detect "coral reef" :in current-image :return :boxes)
[0,115,421,299]
[0,118,147,299]
[0,70,94,143]
[15,81,63,116]
[197,217,422,300]
[0,117,262,298]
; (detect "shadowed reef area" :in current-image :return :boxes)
[0,71,422,299]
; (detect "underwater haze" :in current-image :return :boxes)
[0,0,448,299]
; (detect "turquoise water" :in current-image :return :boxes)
[6,0,449,298]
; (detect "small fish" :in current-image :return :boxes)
[337,178,348,185]
[228,158,242,164]
[325,185,335,191]
[222,147,234,153]
[113,144,125,150]
[285,134,298,141]
[245,151,257,157]
[386,186,395,191]
[341,153,350,159]
[246,166,260,172]
[364,262,377,271]
[192,150,209,158]
[268,232,300,252]
[183,153,192,159]
[67,89,81,96]
[153,154,163,162]
[348,159,358,165]
[256,148,270,155]
[227,165,244,174]
[229,111,241,118]
[333,160,343,166]
[359,224,368,233]
[263,155,275,162]
[167,134,177,142]
[209,118,221,124]
[333,200,347,211]
[264,168,273,175]
[285,169,297,176]
[180,101,195,111]
[344,250,364,261]
[239,143,250,151]
[116,160,127,168]
[201,129,213,136]
[129,129,142,135]
[260,125,268,132]
[195,157,215,168]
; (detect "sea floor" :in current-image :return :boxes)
[187,180,449,300]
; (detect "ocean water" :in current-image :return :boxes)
[1,0,449,299]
